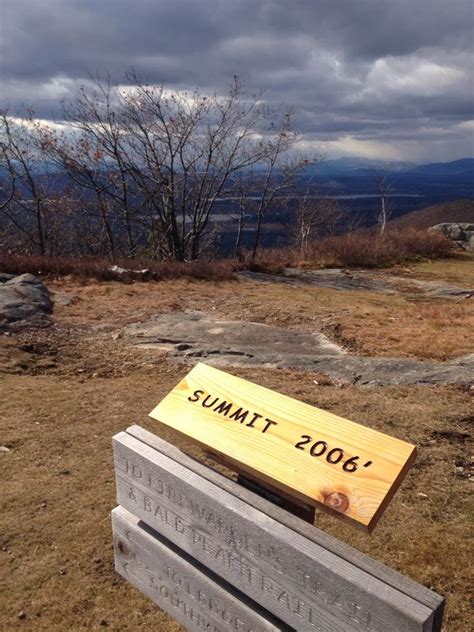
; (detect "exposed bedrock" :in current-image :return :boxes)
[123,312,473,386]
[237,269,473,299]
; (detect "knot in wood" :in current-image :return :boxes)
[116,538,131,557]
[324,492,349,514]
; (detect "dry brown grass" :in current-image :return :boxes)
[39,265,474,362]
[1,260,473,631]
[1,367,472,632]
[386,253,474,288]
[328,301,474,360]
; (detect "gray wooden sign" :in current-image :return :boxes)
[112,425,444,632]
[113,506,288,631]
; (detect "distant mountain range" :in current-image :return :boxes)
[308,157,417,176]
[2,156,473,179]
[306,157,474,178]
[297,158,474,213]
[406,158,474,176]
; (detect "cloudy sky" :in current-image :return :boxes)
[1,0,473,162]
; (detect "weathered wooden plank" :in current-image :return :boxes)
[125,424,444,624]
[113,431,442,632]
[148,363,417,531]
[112,506,288,632]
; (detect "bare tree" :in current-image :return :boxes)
[277,187,346,256]
[1,76,311,260]
[0,110,66,255]
[37,120,122,259]
[372,170,392,235]
[0,165,15,211]
[61,75,308,260]
[122,74,302,260]
[230,171,255,259]
[247,116,313,261]
[295,196,346,253]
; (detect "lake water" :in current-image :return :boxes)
[216,193,424,202]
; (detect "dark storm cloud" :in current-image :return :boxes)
[1,0,473,160]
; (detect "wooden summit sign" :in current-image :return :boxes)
[112,426,444,631]
[149,363,417,532]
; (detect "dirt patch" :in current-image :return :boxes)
[430,430,471,444]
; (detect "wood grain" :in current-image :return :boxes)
[149,363,417,531]
[126,424,444,626]
[113,431,443,631]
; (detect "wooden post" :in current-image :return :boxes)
[112,426,444,632]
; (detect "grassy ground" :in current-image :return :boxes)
[1,256,473,631]
[381,253,474,287]
[42,252,474,361]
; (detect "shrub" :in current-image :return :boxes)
[0,253,236,282]
[0,229,453,281]
[245,228,454,272]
